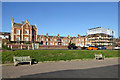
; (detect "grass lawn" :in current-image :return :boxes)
[1,50,119,64]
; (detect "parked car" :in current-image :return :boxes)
[68,44,78,49]
[97,46,106,50]
[114,46,120,50]
[81,46,88,50]
[87,46,98,50]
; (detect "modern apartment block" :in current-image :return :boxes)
[87,27,114,46]
[10,17,37,43]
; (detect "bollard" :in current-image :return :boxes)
[28,46,29,50]
[21,45,22,50]
[11,45,12,49]
[33,47,34,50]
[8,45,9,48]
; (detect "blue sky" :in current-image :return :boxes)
[2,2,118,38]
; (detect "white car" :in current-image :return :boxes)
[114,46,120,50]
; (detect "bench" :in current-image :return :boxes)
[13,56,31,66]
[95,54,105,60]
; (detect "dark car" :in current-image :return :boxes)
[97,46,106,50]
[68,44,78,49]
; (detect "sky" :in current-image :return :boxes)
[2,2,118,38]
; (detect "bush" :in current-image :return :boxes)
[2,44,11,50]
[25,41,31,44]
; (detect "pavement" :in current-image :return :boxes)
[2,58,119,78]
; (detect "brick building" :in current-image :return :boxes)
[37,33,90,47]
[11,17,37,43]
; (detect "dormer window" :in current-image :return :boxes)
[26,24,28,28]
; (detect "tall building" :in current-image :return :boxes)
[11,17,37,43]
[87,27,114,46]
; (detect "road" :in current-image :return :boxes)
[2,58,119,78]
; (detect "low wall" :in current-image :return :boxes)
[7,44,81,49]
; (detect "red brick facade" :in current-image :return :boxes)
[11,17,37,42]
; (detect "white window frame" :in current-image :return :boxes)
[25,30,29,35]
[25,37,28,41]
[46,39,48,41]
[41,38,44,41]
[65,40,67,42]
[26,24,28,28]
[50,43,52,45]
[16,37,20,41]
[54,39,57,41]
[55,43,57,45]
[16,30,20,35]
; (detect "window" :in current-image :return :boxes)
[26,24,28,28]
[25,37,28,41]
[55,43,57,45]
[82,39,84,41]
[79,39,80,41]
[50,39,52,41]
[54,39,57,41]
[65,40,67,42]
[16,37,20,41]
[25,30,29,35]
[62,40,63,42]
[46,39,48,41]
[17,30,20,35]
[46,42,48,45]
[76,39,78,42]
[50,43,52,45]
[41,38,44,41]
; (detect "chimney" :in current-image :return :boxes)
[12,16,14,25]
[46,33,48,37]
[26,19,29,23]
[86,33,88,36]
[68,35,70,38]
[77,34,80,37]
[57,34,59,37]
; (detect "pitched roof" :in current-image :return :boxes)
[37,35,65,39]
[0,32,10,35]
[13,23,36,28]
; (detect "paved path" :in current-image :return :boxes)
[2,58,119,78]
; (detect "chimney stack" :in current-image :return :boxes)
[57,34,60,37]
[68,35,70,38]
[26,19,29,23]
[46,33,48,37]
[12,16,14,25]
[77,34,80,37]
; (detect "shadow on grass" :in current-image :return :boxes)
[20,64,119,78]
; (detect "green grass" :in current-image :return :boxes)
[1,50,119,64]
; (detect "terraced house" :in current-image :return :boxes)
[11,17,37,43]
[37,33,90,47]
[38,33,68,46]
